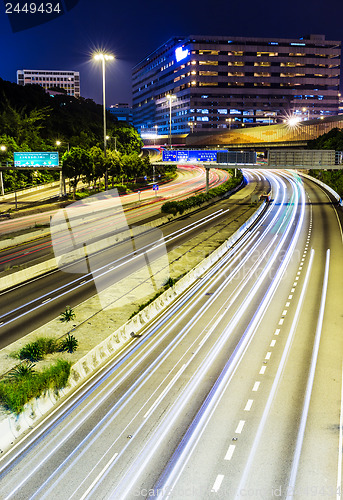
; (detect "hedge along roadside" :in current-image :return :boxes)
[161,170,244,216]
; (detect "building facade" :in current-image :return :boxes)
[17,69,80,97]
[132,34,341,136]
[108,103,133,124]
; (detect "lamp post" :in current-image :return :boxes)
[93,52,115,190]
[188,121,195,134]
[225,118,232,130]
[302,107,310,120]
[0,145,6,196]
[154,125,158,146]
[55,140,68,196]
[166,94,176,148]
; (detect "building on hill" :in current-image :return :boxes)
[17,69,80,97]
[132,34,341,137]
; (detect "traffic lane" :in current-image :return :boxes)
[0,177,267,343]
[0,165,213,236]
[288,177,343,497]
[0,167,231,270]
[162,176,341,499]
[0,173,288,496]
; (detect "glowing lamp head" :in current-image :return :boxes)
[288,116,301,127]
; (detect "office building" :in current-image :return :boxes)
[108,103,133,124]
[132,34,341,136]
[17,69,80,97]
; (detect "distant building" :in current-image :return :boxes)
[108,103,133,124]
[17,69,80,97]
[132,34,341,135]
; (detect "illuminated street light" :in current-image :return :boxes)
[225,117,233,130]
[287,116,301,127]
[166,94,176,148]
[302,107,310,120]
[188,121,195,134]
[93,51,115,190]
[55,140,70,152]
[0,144,7,196]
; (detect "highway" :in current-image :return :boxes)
[0,167,262,347]
[0,170,342,499]
[0,165,225,237]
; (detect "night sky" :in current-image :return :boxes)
[0,0,342,105]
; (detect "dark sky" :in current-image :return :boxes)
[0,0,342,105]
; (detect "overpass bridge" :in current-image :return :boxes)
[152,149,343,192]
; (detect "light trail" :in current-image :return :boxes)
[286,249,330,497]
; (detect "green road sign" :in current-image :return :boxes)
[13,152,59,168]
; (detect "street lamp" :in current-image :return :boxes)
[93,51,115,189]
[166,94,176,148]
[188,121,195,134]
[302,107,310,120]
[0,145,6,196]
[55,140,70,152]
[225,118,233,130]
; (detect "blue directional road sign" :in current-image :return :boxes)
[153,184,159,191]
[13,152,59,168]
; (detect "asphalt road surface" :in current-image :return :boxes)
[0,170,342,500]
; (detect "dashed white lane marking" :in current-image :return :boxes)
[42,298,52,304]
[235,420,245,434]
[211,474,224,492]
[288,295,293,300]
[274,329,280,335]
[295,277,299,281]
[270,340,276,347]
[278,318,284,326]
[259,366,267,375]
[286,302,290,307]
[80,280,87,285]
[265,352,272,360]
[282,310,287,316]
[252,381,260,391]
[244,400,254,411]
[224,445,236,461]
[291,288,295,293]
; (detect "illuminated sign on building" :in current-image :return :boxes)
[175,46,189,62]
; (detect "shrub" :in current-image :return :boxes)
[0,360,72,413]
[17,337,58,361]
[160,172,243,216]
[6,361,36,381]
[18,342,44,362]
[59,306,76,323]
[59,333,78,353]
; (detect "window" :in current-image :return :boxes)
[228,72,244,77]
[257,52,278,57]
[254,62,271,67]
[199,50,219,55]
[199,60,218,66]
[199,71,218,76]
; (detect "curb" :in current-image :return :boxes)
[0,199,267,454]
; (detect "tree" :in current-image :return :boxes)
[107,150,123,187]
[62,147,92,199]
[88,146,106,189]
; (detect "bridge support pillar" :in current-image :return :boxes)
[205,166,210,193]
